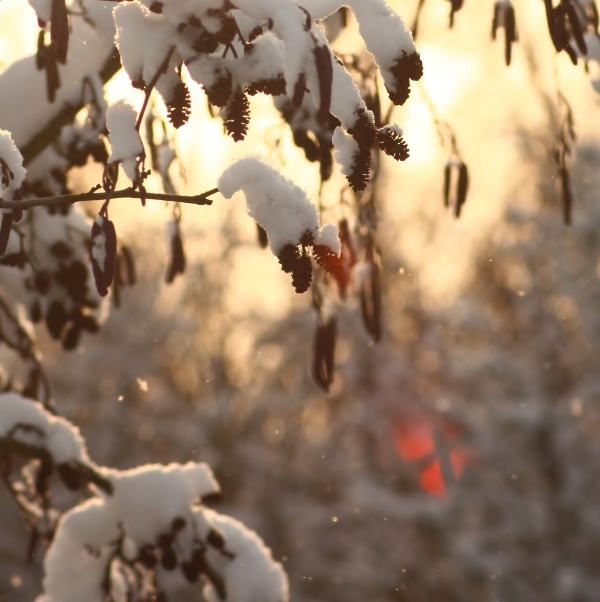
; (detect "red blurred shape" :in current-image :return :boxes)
[393,416,472,498]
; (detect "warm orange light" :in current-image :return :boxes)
[393,415,473,498]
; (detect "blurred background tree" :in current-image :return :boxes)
[2,1,600,601]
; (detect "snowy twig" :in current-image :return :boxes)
[0,187,220,211]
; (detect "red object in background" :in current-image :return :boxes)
[393,416,473,497]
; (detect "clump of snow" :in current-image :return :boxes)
[0,393,89,464]
[39,460,287,602]
[218,156,320,254]
[28,0,53,24]
[107,462,220,542]
[332,126,359,177]
[316,223,341,255]
[201,509,289,602]
[348,0,416,61]
[0,129,26,203]
[113,1,176,87]
[106,100,144,182]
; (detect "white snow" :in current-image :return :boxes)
[91,215,108,269]
[39,460,286,602]
[106,100,144,181]
[106,462,220,542]
[113,1,177,87]
[0,1,116,150]
[0,393,89,464]
[28,0,52,24]
[332,126,359,177]
[201,509,289,602]
[0,129,26,203]
[316,223,341,255]
[218,156,320,254]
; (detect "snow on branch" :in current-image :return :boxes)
[0,392,288,602]
[218,156,340,293]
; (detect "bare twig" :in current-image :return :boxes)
[135,47,176,131]
[0,187,220,211]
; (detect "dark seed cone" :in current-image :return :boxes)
[45,41,61,103]
[360,263,382,342]
[0,213,13,256]
[225,90,250,142]
[204,69,232,107]
[387,51,423,106]
[504,4,516,65]
[560,166,573,225]
[161,545,178,571]
[491,3,500,40]
[566,2,587,55]
[376,127,410,161]
[455,162,469,218]
[90,215,117,297]
[165,227,186,284]
[246,76,286,97]
[314,43,333,123]
[277,244,313,293]
[46,301,68,340]
[312,316,336,392]
[348,110,377,150]
[319,143,334,182]
[293,129,320,162]
[443,163,451,207]
[36,30,46,70]
[312,244,342,276]
[167,81,192,129]
[347,148,371,192]
[50,0,69,64]
[61,323,80,351]
[138,545,158,569]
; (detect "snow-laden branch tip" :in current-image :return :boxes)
[218,156,340,256]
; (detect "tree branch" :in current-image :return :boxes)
[0,187,220,211]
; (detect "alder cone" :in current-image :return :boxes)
[377,127,409,161]
[225,90,250,141]
[387,51,423,106]
[166,81,192,129]
[277,244,313,293]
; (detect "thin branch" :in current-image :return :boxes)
[135,47,176,131]
[0,187,220,211]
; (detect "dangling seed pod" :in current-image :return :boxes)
[443,160,469,218]
[376,126,410,161]
[312,315,337,392]
[559,165,573,224]
[225,89,250,141]
[50,0,69,64]
[165,220,186,284]
[166,81,192,129]
[313,42,333,124]
[90,213,117,297]
[455,162,469,218]
[360,244,382,342]
[0,213,13,256]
